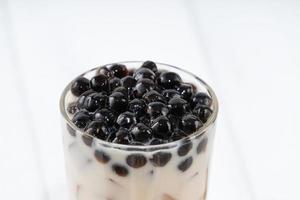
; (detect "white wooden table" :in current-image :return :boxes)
[1,0,299,199]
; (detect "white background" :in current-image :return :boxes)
[0,0,300,199]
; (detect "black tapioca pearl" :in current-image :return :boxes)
[191,92,212,108]
[116,111,137,128]
[113,86,128,96]
[130,123,152,143]
[94,108,116,126]
[193,105,213,123]
[147,102,169,118]
[151,116,172,140]
[134,68,156,81]
[180,114,203,134]
[81,93,108,112]
[168,97,190,116]
[126,154,147,168]
[142,90,166,104]
[76,89,94,109]
[162,89,180,101]
[196,137,208,154]
[115,127,129,138]
[94,149,110,164]
[109,64,128,78]
[167,114,180,131]
[169,129,187,142]
[154,85,164,93]
[154,70,167,82]
[71,77,90,96]
[96,66,113,78]
[67,102,77,114]
[66,123,76,137]
[178,157,193,172]
[113,128,132,144]
[133,78,155,98]
[90,74,109,92]
[177,140,193,156]
[106,128,117,142]
[128,98,146,117]
[157,71,182,89]
[109,77,122,91]
[72,111,91,129]
[81,134,93,146]
[106,132,116,142]
[177,83,194,100]
[109,92,128,113]
[113,136,131,145]
[107,125,119,135]
[150,152,172,167]
[141,60,158,72]
[112,164,129,177]
[138,114,151,126]
[121,76,137,91]
[85,121,109,140]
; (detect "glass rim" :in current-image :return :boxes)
[59,61,219,150]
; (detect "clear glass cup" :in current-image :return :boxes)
[60,61,218,200]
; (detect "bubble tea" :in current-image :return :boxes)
[60,61,218,200]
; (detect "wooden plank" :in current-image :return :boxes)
[189,0,300,199]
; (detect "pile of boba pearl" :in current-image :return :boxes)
[68,61,213,146]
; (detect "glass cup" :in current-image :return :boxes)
[60,61,218,200]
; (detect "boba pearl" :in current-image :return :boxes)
[109,64,128,78]
[141,60,158,72]
[94,149,110,164]
[72,111,91,129]
[90,74,109,92]
[69,61,213,146]
[177,139,193,156]
[150,152,172,167]
[157,72,182,89]
[126,154,147,168]
[112,164,129,177]
[109,92,128,113]
[71,77,90,96]
[178,157,193,172]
